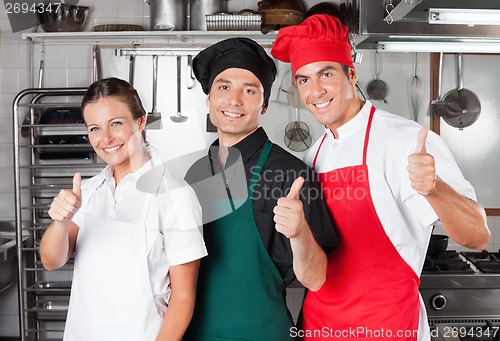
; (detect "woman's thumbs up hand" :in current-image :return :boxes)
[48,173,82,223]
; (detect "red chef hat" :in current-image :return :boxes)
[271,14,354,74]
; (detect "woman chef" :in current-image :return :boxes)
[40,77,207,341]
[271,15,490,340]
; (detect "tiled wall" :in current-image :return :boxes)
[2,0,500,337]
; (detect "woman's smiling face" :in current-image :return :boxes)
[84,96,146,173]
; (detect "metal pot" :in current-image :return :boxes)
[146,0,224,31]
[146,0,184,31]
[427,234,449,258]
[190,0,225,31]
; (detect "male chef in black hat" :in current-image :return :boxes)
[183,37,338,341]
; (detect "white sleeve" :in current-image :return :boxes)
[162,185,207,266]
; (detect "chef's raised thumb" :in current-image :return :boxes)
[415,125,429,153]
[287,177,305,200]
[72,172,82,200]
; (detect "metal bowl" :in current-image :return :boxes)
[36,4,90,32]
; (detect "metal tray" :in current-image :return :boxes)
[206,13,261,31]
[29,300,69,321]
[26,281,71,296]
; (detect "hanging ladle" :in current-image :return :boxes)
[170,55,188,123]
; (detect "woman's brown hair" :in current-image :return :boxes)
[81,77,147,140]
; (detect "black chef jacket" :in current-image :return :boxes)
[184,127,338,286]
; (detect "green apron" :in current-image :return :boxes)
[184,140,294,341]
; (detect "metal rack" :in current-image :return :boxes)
[13,88,105,341]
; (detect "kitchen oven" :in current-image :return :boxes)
[420,250,500,341]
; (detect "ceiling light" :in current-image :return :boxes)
[377,41,500,53]
[428,8,500,26]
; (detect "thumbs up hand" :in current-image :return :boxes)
[48,173,82,223]
[408,126,436,196]
[273,177,307,239]
[72,172,82,201]
[415,124,428,153]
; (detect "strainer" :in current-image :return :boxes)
[284,84,311,152]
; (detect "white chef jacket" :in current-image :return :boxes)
[303,100,476,340]
[72,150,207,316]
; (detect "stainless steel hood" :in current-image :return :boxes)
[345,0,500,50]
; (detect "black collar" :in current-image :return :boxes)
[208,127,269,172]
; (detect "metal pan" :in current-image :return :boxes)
[366,51,388,103]
[441,54,481,129]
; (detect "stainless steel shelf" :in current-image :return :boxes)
[22,30,278,47]
[20,124,88,136]
[13,88,102,341]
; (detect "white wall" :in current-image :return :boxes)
[2,0,500,337]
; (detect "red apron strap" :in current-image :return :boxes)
[311,132,328,171]
[362,105,377,166]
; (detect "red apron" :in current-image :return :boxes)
[302,106,420,340]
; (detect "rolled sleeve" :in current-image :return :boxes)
[163,186,207,266]
[168,242,208,266]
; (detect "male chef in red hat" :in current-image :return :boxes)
[272,14,490,340]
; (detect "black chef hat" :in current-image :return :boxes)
[193,37,277,106]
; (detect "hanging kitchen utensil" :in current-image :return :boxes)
[285,83,304,109]
[128,54,136,86]
[284,111,312,152]
[284,84,311,152]
[441,53,481,130]
[146,55,163,129]
[92,45,102,82]
[430,52,447,117]
[356,82,367,101]
[170,55,188,123]
[187,54,196,89]
[408,52,423,121]
[366,51,388,103]
[275,69,304,108]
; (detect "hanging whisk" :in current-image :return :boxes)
[408,52,423,121]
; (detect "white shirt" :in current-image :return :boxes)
[303,101,476,340]
[73,151,207,315]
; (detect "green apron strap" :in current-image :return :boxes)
[248,139,272,198]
